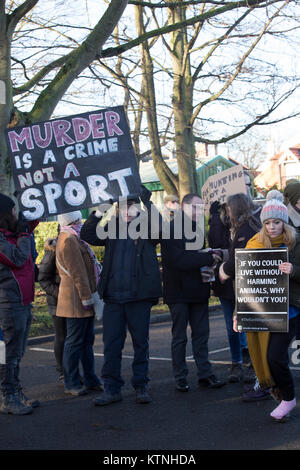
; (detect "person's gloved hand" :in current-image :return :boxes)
[95,198,115,218]
[140,185,152,205]
[209,201,221,215]
[82,302,94,311]
[16,211,30,234]
[212,249,223,262]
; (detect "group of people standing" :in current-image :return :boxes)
[0,176,299,424]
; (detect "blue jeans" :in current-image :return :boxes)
[63,317,100,390]
[0,305,32,396]
[101,301,152,394]
[219,298,247,364]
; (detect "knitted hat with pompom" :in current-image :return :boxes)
[260,191,288,224]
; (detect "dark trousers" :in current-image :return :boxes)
[0,305,32,397]
[169,302,212,381]
[101,301,152,393]
[63,316,100,390]
[267,316,297,401]
[52,314,67,374]
[296,314,300,341]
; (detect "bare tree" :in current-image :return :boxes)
[99,0,300,198]
[0,0,129,193]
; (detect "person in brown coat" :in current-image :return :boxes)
[56,210,102,396]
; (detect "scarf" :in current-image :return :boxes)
[245,233,285,390]
[60,223,101,286]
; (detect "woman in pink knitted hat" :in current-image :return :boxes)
[235,192,300,422]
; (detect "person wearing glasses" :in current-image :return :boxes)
[162,195,180,222]
[161,193,226,392]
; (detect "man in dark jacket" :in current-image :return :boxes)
[161,193,226,392]
[0,193,39,415]
[80,185,162,405]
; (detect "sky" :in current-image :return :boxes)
[8,0,300,158]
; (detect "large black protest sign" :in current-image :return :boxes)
[6,106,141,220]
[235,248,289,332]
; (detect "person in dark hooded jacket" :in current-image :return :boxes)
[0,193,39,415]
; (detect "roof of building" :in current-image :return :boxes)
[140,155,235,184]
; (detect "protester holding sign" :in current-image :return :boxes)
[0,194,39,415]
[6,106,141,221]
[217,193,261,382]
[235,192,300,422]
[55,210,102,396]
[80,186,162,406]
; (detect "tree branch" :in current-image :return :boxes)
[100,0,284,58]
[190,0,289,124]
[128,0,227,7]
[12,54,71,96]
[28,0,129,122]
[7,0,39,37]
[194,86,300,145]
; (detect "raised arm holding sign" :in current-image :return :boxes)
[201,164,247,215]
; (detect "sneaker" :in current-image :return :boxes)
[57,371,64,382]
[242,386,271,402]
[270,398,296,422]
[243,365,256,384]
[0,393,33,415]
[228,363,243,383]
[17,389,40,408]
[175,379,190,392]
[64,386,88,396]
[198,374,226,389]
[94,391,122,406]
[135,386,152,404]
[86,383,104,392]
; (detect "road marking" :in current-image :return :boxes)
[209,347,230,355]
[28,346,237,366]
[29,347,300,370]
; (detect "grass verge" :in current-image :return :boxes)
[30,284,220,337]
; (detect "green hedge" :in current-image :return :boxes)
[34,221,105,264]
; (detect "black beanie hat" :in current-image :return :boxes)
[0,193,15,215]
[284,182,300,206]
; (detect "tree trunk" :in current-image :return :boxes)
[168,2,197,199]
[0,11,13,194]
[135,5,178,196]
[0,0,129,196]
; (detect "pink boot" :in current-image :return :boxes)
[270,398,296,422]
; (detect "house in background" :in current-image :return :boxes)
[254,143,300,191]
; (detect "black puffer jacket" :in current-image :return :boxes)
[38,238,60,312]
[161,219,215,305]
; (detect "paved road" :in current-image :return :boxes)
[1,308,300,454]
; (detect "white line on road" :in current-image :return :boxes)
[29,346,300,370]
